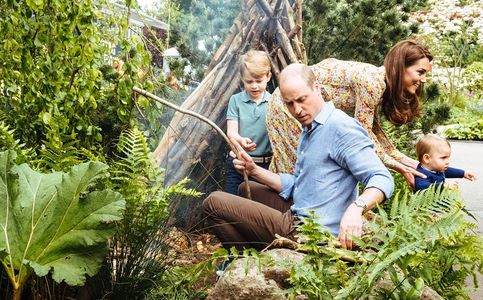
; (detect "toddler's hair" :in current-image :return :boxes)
[416,133,450,161]
[240,50,271,78]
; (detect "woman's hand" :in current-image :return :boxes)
[398,156,419,169]
[393,161,426,189]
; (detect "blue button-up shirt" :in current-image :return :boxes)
[279,101,394,236]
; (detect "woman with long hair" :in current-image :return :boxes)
[267,39,432,188]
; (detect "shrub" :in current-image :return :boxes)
[444,119,483,141]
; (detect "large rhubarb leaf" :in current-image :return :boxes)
[0,150,125,288]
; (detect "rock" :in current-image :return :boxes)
[207,249,304,300]
[207,248,444,300]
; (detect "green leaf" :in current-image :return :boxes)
[0,150,125,288]
[26,0,44,10]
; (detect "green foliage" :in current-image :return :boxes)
[419,82,452,134]
[462,61,483,99]
[145,266,208,300]
[0,150,125,299]
[303,0,427,65]
[466,44,483,65]
[0,122,31,164]
[162,0,239,79]
[284,214,356,299]
[0,0,154,172]
[423,17,481,105]
[444,119,483,141]
[106,128,202,299]
[279,190,482,299]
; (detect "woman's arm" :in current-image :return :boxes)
[344,62,424,188]
[371,121,424,188]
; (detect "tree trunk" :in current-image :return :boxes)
[153,0,305,229]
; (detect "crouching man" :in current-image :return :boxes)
[203,63,394,252]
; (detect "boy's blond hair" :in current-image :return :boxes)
[415,134,451,161]
[240,50,271,78]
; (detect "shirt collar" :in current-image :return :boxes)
[243,91,269,103]
[420,164,438,174]
[304,101,335,131]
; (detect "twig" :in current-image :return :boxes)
[264,234,367,264]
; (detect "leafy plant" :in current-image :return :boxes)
[146,247,264,299]
[283,214,353,299]
[0,0,155,173]
[444,119,483,140]
[0,150,125,300]
[462,61,483,100]
[278,190,482,299]
[105,128,202,299]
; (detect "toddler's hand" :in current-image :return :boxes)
[464,171,477,181]
[240,137,256,152]
[444,180,459,190]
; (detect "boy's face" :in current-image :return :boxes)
[423,142,451,173]
[241,73,270,101]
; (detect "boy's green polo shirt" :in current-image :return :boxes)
[226,91,272,157]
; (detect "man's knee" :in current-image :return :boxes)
[238,181,260,197]
[203,191,226,215]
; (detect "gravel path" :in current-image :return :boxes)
[448,140,483,299]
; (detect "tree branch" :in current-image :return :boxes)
[133,86,252,199]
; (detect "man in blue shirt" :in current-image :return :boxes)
[203,63,394,250]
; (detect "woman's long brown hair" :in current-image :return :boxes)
[382,40,432,126]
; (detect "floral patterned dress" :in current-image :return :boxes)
[267,58,406,174]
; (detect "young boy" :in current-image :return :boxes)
[414,134,476,192]
[225,50,272,195]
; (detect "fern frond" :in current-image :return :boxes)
[110,127,157,193]
[0,121,32,162]
[367,240,428,285]
[35,139,84,172]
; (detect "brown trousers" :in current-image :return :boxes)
[203,181,297,251]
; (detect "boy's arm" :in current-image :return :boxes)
[227,120,256,151]
[444,167,465,178]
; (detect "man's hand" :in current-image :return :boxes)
[230,137,258,177]
[231,150,258,177]
[338,204,364,249]
[464,171,477,181]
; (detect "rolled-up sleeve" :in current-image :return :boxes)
[333,122,394,200]
[365,169,394,199]
[279,173,295,200]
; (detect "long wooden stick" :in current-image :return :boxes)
[133,86,252,199]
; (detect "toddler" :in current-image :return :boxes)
[415,134,476,192]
